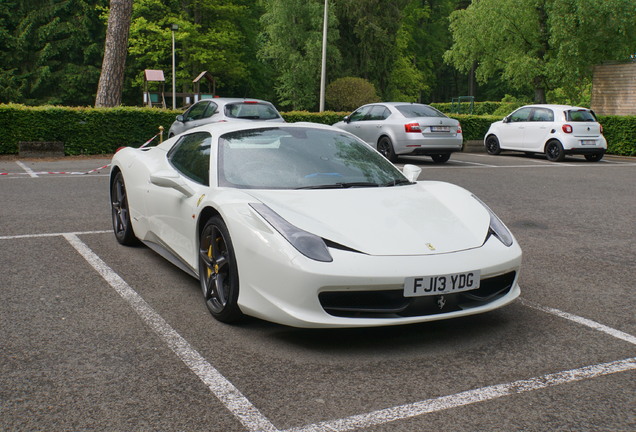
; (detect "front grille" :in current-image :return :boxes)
[319,271,516,318]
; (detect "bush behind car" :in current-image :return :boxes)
[0,104,634,156]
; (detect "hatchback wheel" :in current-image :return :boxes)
[584,153,604,162]
[199,216,243,323]
[545,140,565,162]
[377,137,397,162]
[485,135,501,155]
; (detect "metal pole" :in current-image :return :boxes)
[172,29,176,110]
[319,0,328,112]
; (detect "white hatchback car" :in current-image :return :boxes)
[484,105,607,162]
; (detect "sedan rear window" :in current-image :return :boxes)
[566,110,597,122]
[396,104,446,118]
[224,102,281,120]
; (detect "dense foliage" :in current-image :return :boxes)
[0,0,635,110]
[1,105,634,156]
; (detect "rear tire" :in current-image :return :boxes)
[377,136,397,162]
[584,153,603,162]
[485,135,501,155]
[111,172,138,246]
[545,140,565,162]
[431,154,451,164]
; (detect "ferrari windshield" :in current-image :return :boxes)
[218,127,408,189]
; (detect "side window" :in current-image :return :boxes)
[185,102,209,121]
[509,107,532,122]
[531,108,554,122]
[202,102,218,119]
[349,106,371,122]
[168,132,211,186]
[368,105,389,121]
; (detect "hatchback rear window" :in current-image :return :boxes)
[225,102,281,120]
[396,104,446,118]
[566,110,597,122]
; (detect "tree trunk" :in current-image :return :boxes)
[95,0,133,107]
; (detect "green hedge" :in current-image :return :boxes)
[0,104,178,155]
[0,104,634,156]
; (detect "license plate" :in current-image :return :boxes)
[581,140,596,145]
[404,270,480,297]
[430,126,450,132]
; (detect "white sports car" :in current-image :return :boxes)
[110,122,522,328]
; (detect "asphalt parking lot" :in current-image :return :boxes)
[1,152,635,431]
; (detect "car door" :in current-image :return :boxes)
[146,131,211,267]
[497,107,532,150]
[363,105,391,146]
[522,107,554,151]
[179,101,218,133]
[339,106,373,143]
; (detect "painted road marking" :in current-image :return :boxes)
[15,161,38,178]
[62,233,279,432]
[2,230,634,432]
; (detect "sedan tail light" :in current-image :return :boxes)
[457,122,462,134]
[405,123,421,133]
[562,124,573,133]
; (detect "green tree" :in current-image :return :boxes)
[0,0,108,105]
[335,0,408,98]
[259,0,340,110]
[125,0,266,105]
[444,0,636,103]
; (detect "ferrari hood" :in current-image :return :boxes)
[245,182,491,256]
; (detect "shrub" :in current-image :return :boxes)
[325,77,380,112]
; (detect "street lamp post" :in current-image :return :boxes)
[319,0,328,112]
[171,23,179,110]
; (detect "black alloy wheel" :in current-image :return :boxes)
[545,140,565,162]
[485,135,501,155]
[111,172,138,246]
[431,153,451,164]
[377,136,397,162]
[198,216,243,323]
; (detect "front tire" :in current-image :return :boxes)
[111,172,138,246]
[545,140,565,162]
[377,136,397,162]
[485,135,501,155]
[198,216,243,323]
[431,153,451,164]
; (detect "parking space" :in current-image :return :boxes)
[1,154,634,431]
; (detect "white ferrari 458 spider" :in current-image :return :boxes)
[110,122,522,328]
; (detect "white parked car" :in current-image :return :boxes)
[484,105,607,162]
[110,122,521,328]
[333,102,463,163]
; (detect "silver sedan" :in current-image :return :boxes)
[168,97,284,137]
[333,102,463,163]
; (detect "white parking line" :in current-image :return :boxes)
[62,233,279,432]
[5,231,633,432]
[15,161,38,178]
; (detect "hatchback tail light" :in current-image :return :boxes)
[600,124,604,134]
[457,122,462,134]
[405,123,421,133]
[562,124,573,133]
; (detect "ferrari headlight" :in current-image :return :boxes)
[250,203,333,262]
[472,195,514,247]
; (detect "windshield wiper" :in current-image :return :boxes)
[382,179,413,187]
[296,182,380,190]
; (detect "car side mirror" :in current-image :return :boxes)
[502,116,510,124]
[402,164,422,182]
[149,170,195,197]
[176,114,185,122]
[343,115,350,124]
